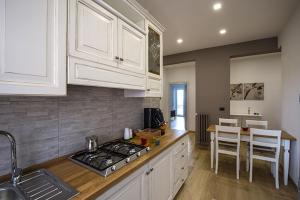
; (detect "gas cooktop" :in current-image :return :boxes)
[70,140,150,177]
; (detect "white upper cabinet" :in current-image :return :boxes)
[68,0,118,67]
[147,21,163,80]
[0,0,67,95]
[68,0,147,90]
[124,20,164,98]
[118,19,146,75]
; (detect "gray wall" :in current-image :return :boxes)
[0,85,160,176]
[164,38,278,123]
[164,38,279,144]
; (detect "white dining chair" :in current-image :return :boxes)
[246,120,268,171]
[215,125,241,179]
[246,120,268,129]
[249,128,281,189]
[219,118,238,127]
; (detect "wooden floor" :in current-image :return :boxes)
[174,133,298,200]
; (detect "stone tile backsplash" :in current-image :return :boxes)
[0,85,160,176]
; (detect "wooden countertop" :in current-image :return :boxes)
[3,129,188,200]
[207,124,296,141]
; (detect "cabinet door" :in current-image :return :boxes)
[0,0,67,95]
[96,165,149,200]
[118,19,146,75]
[150,151,173,200]
[146,77,162,97]
[68,0,118,68]
[147,21,163,80]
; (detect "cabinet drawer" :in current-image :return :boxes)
[173,166,188,196]
[173,136,188,155]
[68,57,146,90]
[174,148,188,183]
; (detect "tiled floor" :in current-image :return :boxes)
[174,132,298,200]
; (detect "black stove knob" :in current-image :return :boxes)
[126,158,130,163]
[111,165,116,171]
[137,152,141,157]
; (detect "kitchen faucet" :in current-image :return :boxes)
[0,131,22,186]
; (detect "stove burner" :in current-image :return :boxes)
[70,140,149,176]
[105,158,113,165]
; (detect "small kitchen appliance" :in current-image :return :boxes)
[144,108,165,129]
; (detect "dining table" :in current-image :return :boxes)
[207,124,297,186]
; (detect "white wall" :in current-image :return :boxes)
[279,4,300,186]
[162,62,196,131]
[230,53,282,129]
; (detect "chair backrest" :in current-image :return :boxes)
[215,125,241,145]
[219,118,238,127]
[246,120,268,129]
[250,128,281,158]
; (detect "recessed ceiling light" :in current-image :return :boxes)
[219,29,227,35]
[213,2,222,11]
[177,38,183,44]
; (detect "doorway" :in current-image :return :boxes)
[169,83,187,130]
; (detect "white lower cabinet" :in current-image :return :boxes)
[96,135,188,200]
[149,148,173,200]
[96,164,149,200]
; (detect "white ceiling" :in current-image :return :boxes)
[137,0,299,55]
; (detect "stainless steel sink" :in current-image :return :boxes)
[0,183,26,200]
[0,169,78,200]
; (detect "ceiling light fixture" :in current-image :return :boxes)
[177,38,183,44]
[219,29,227,35]
[213,2,222,11]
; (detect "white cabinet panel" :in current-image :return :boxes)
[118,19,145,75]
[68,0,118,67]
[108,175,145,200]
[69,57,146,90]
[146,77,161,97]
[96,165,149,200]
[0,0,67,95]
[150,150,173,200]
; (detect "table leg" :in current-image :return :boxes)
[210,132,215,169]
[283,139,290,186]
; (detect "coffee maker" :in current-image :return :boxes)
[144,108,165,129]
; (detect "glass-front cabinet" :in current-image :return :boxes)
[148,26,161,76]
[147,22,162,78]
[124,20,164,98]
[146,21,163,97]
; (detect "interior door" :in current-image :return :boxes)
[68,0,118,68]
[0,0,67,95]
[118,19,146,75]
[150,151,173,200]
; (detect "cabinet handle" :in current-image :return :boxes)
[120,58,124,61]
[146,168,154,175]
[115,56,119,60]
[181,142,185,146]
[181,155,185,158]
[181,167,185,170]
[147,89,151,91]
[181,179,184,182]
